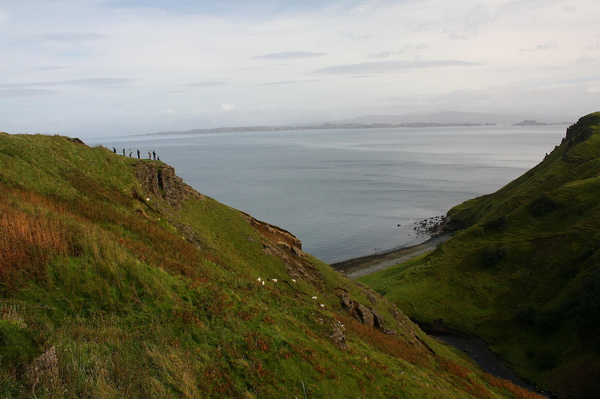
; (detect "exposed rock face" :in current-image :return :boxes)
[135,162,204,246]
[241,212,325,286]
[173,222,203,248]
[67,137,86,145]
[336,289,397,335]
[136,163,199,207]
[330,320,348,350]
[242,212,303,251]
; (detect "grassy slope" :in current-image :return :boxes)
[0,132,540,398]
[360,112,600,398]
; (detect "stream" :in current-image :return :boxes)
[334,238,551,398]
[422,327,550,397]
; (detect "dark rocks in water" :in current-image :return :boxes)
[413,215,447,236]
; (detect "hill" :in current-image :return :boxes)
[335,111,574,126]
[360,112,600,398]
[0,132,541,398]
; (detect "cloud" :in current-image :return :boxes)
[368,44,428,59]
[28,32,109,45]
[520,43,558,52]
[589,86,600,93]
[259,81,299,86]
[577,56,596,65]
[253,51,328,60]
[0,89,58,98]
[182,81,227,88]
[38,66,69,72]
[1,0,599,136]
[59,78,135,88]
[311,60,480,75]
[0,78,135,90]
[259,79,321,86]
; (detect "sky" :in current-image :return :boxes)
[1,0,599,137]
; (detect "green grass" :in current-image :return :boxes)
[360,112,600,398]
[0,132,544,398]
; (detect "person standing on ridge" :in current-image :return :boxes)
[137,149,140,159]
[152,150,156,160]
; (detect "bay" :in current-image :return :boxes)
[91,125,568,263]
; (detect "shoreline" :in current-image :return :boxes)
[331,234,451,279]
[335,237,550,397]
[333,232,551,397]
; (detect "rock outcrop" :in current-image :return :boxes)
[336,289,397,335]
[136,162,200,208]
[330,320,348,350]
[241,212,326,286]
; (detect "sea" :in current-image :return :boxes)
[89,125,568,264]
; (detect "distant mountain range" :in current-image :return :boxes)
[334,110,574,126]
[148,111,574,136]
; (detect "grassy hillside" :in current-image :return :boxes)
[0,132,540,398]
[360,112,600,398]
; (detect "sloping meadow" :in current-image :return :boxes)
[0,133,542,398]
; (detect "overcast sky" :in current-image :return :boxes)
[1,0,599,137]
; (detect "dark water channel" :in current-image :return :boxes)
[424,329,551,398]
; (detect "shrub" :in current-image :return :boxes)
[571,269,600,340]
[529,194,559,217]
[0,319,38,369]
[536,350,557,370]
[514,305,536,325]
[484,216,507,231]
[578,385,600,399]
[534,309,563,335]
[481,245,508,268]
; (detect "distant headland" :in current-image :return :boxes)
[511,119,570,126]
[147,121,499,136]
[145,111,573,136]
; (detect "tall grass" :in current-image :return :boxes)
[0,189,68,293]
[0,133,548,398]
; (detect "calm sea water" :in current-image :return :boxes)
[91,125,567,263]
